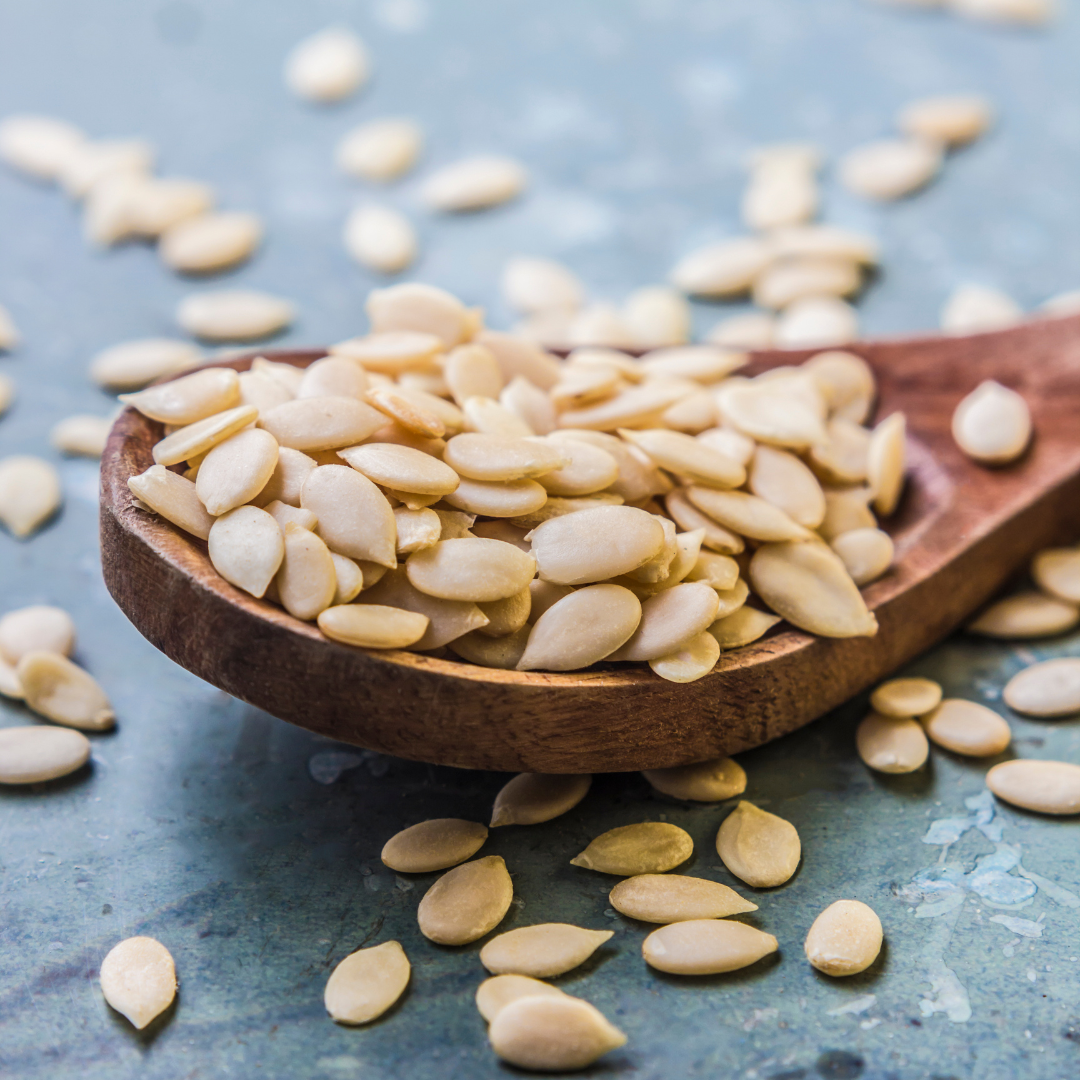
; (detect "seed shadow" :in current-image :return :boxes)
[105,989,178,1045]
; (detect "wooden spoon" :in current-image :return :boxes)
[100,315,1080,773]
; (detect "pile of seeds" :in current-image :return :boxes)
[121,280,910,681]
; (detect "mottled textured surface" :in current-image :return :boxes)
[2,2,1080,1078]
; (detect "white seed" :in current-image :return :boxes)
[820,486,876,541]
[294,357,366,403]
[688,488,810,542]
[195,428,279,516]
[490,773,591,827]
[921,699,1011,757]
[343,204,416,274]
[986,759,1080,816]
[1032,548,1080,603]
[753,257,861,311]
[870,677,943,718]
[611,583,720,662]
[642,756,747,803]
[417,855,513,945]
[804,350,875,423]
[529,439,615,496]
[713,578,751,620]
[1004,658,1080,717]
[275,523,337,620]
[750,445,826,529]
[393,508,441,554]
[332,331,443,374]
[265,501,317,533]
[366,282,471,347]
[839,137,942,200]
[477,587,531,637]
[365,386,447,439]
[0,725,91,784]
[317,603,428,649]
[666,489,744,555]
[177,290,294,342]
[50,415,111,458]
[481,924,613,978]
[716,382,827,449]
[128,465,215,540]
[751,540,878,638]
[207,506,284,598]
[445,344,504,406]
[941,284,1023,335]
[285,26,369,102]
[855,713,929,773]
[449,626,531,669]
[770,225,880,267]
[444,477,548,519]
[670,237,773,297]
[649,631,721,683]
[60,138,153,199]
[623,286,691,348]
[686,552,740,592]
[18,652,113,731]
[0,455,61,538]
[126,176,214,237]
[121,367,240,425]
[160,211,261,274]
[361,566,489,648]
[90,338,201,391]
[968,591,1079,638]
[742,168,818,231]
[422,155,526,211]
[567,303,638,349]
[475,975,567,1023]
[831,527,894,586]
[716,801,800,888]
[706,312,776,350]
[488,995,626,1072]
[642,919,779,975]
[609,874,756,923]
[478,329,563,391]
[258,397,384,453]
[898,94,992,146]
[529,506,666,584]
[301,465,396,567]
[775,296,859,349]
[571,822,692,876]
[336,119,421,181]
[557,380,688,431]
[805,900,883,977]
[0,114,85,180]
[331,553,365,604]
[621,428,745,489]
[500,377,557,436]
[0,655,23,699]
[0,605,75,665]
[952,379,1031,464]
[382,818,488,873]
[501,256,583,314]
[324,941,409,1026]
[463,396,533,439]
[239,370,292,412]
[556,431,668,504]
[82,171,148,245]
[867,412,906,516]
[99,937,176,1030]
[949,0,1053,26]
[406,538,535,603]
[153,405,258,466]
[339,443,459,496]
[551,365,620,411]
[708,606,780,649]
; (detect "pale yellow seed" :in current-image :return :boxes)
[449,627,530,669]
[501,256,583,314]
[331,553,364,604]
[1032,548,1080,604]
[810,418,871,484]
[489,995,626,1072]
[15,653,113,731]
[968,592,1080,639]
[898,94,992,147]
[529,506,665,585]
[443,477,548,519]
[0,725,91,784]
[99,937,176,1030]
[393,507,441,554]
[301,465,397,567]
[359,564,483,649]
[405,538,535,603]
[381,818,488,873]
[804,350,875,423]
[649,631,721,684]
[571,822,692,876]
[340,443,459,497]
[1004,658,1080,717]
[609,874,756,924]
[0,114,86,181]
[0,605,76,665]
[623,286,691,348]
[567,303,637,349]
[952,380,1031,465]
[716,382,827,449]
[642,919,778,975]
[831,527,894,586]
[751,541,878,638]
[666,489,744,555]
[194,428,279,516]
[251,356,304,394]
[343,204,416,274]
[160,211,262,273]
[839,137,942,200]
[478,329,562,391]
[986,759,1080,816]
[866,413,906,517]
[805,900,883,977]
[177,290,294,342]
[475,975,566,1024]
[0,455,61,538]
[753,257,861,311]
[551,365,621,411]
[642,756,747,803]
[337,118,422,182]
[122,368,241,426]
[639,345,746,385]
[490,773,591,827]
[366,282,471,348]
[716,801,800,888]
[128,465,215,540]
[443,433,566,483]
[611,583,720,662]
[713,578,751,620]
[556,381,689,431]
[708,605,780,649]
[207,505,285,599]
[510,492,625,529]
[855,713,929,774]
[297,356,368,401]
[257,397,384,453]
[276,523,337,620]
[500,377,556,436]
[0,655,23,699]
[620,428,745,489]
[685,551,740,592]
[624,516,676,585]
[820,486,876,541]
[417,855,514,945]
[324,941,410,1026]
[152,405,258,467]
[477,587,531,638]
[942,284,1023,335]
[481,924,613,978]
[921,699,1011,758]
[365,386,446,439]
[669,237,774,298]
[317,603,428,650]
[870,677,943,719]
[770,225,879,267]
[422,155,526,212]
[687,487,810,543]
[444,343,504,406]
[742,165,817,231]
[463,396,533,439]
[0,372,14,414]
[125,176,214,238]
[330,331,443,374]
[49,414,111,458]
[750,445,826,528]
[534,438,618,496]
[706,312,776,349]
[60,138,153,199]
[775,297,859,349]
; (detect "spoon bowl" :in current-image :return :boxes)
[100,315,1080,772]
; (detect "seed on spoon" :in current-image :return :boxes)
[317,604,428,650]
[570,822,693,876]
[1003,658,1080,717]
[648,630,721,683]
[708,606,781,650]
[381,818,488,873]
[0,455,62,538]
[324,941,410,1025]
[642,919,778,975]
[0,605,76,665]
[716,801,800,888]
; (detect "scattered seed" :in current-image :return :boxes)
[502,256,583,314]
[121,367,239,425]
[324,940,410,1026]
[490,773,591,827]
[332,330,444,374]
[99,937,176,1030]
[480,923,613,978]
[337,118,421,181]
[743,167,818,232]
[285,26,369,103]
[951,0,1053,27]
[771,225,879,267]
[609,874,757,924]
[870,677,943,718]
[0,114,86,180]
[774,296,858,349]
[0,725,90,783]
[921,699,1011,757]
[856,713,929,773]
[422,156,526,212]
[343,204,416,274]
[898,94,992,146]
[17,651,113,731]
[623,286,691,348]
[571,822,692,876]
[642,918,778,975]
[153,404,258,466]
[708,606,781,649]
[986,759,1080,816]
[1032,548,1080,604]
[1003,658,1080,717]
[159,211,261,274]
[0,455,61,538]
[488,995,627,1072]
[568,302,635,350]
[366,283,471,347]
[839,137,942,200]
[669,237,774,297]
[0,605,75,665]
[475,975,567,1023]
[707,311,776,349]
[952,380,1031,464]
[968,591,1079,638]
[49,414,110,458]
[0,656,23,699]
[128,465,215,540]
[177,290,294,342]
[0,372,14,413]
[61,138,153,199]
[317,603,429,649]
[416,855,513,945]
[381,818,488,873]
[716,801,800,888]
[831,527,894,586]
[642,756,746,803]
[941,284,1023,335]
[804,900,883,977]
[754,257,860,311]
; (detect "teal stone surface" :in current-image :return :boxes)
[2,2,1080,1078]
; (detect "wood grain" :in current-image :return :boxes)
[100,316,1080,772]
